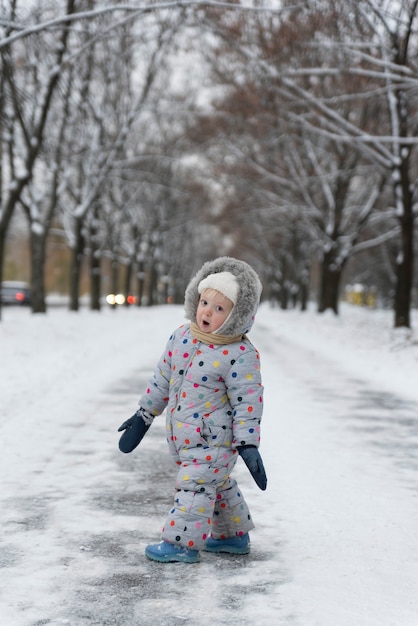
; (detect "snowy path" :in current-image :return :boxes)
[1,304,418,625]
[254,314,418,626]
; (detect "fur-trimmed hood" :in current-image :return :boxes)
[184,256,262,336]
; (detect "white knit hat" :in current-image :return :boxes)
[198,271,239,305]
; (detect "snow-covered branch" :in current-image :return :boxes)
[0,1,284,50]
[351,226,400,255]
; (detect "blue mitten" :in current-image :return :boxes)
[118,408,151,453]
[237,445,267,490]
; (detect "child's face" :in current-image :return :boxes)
[196,289,234,333]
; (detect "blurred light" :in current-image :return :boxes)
[106,293,136,305]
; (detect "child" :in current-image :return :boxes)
[118,256,267,563]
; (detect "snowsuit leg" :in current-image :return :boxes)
[211,477,255,539]
[161,455,226,550]
[161,450,250,550]
[161,469,255,549]
[161,485,216,551]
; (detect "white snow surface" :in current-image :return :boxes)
[1,302,418,626]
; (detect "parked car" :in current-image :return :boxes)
[1,281,31,306]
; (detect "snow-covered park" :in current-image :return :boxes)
[1,300,418,625]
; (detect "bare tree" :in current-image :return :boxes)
[0,0,77,315]
[183,0,418,326]
[57,7,180,310]
[3,0,415,325]
[276,0,418,326]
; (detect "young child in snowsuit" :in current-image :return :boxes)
[118,256,267,563]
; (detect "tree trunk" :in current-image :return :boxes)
[69,218,84,312]
[392,147,415,328]
[318,249,342,314]
[136,261,145,306]
[146,262,157,307]
[0,198,23,321]
[300,282,309,311]
[0,230,5,321]
[278,256,289,310]
[299,265,310,311]
[90,251,101,311]
[30,229,47,314]
[394,207,414,329]
[111,256,119,296]
[124,260,133,306]
[89,215,101,311]
[280,283,289,310]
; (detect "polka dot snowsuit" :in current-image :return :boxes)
[139,324,263,551]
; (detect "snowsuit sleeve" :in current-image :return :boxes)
[138,333,174,417]
[225,343,263,448]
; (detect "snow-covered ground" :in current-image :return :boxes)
[1,301,418,626]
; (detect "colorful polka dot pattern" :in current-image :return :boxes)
[161,477,254,550]
[139,324,263,453]
[138,324,263,549]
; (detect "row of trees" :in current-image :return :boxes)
[1,0,418,326]
[194,0,418,325]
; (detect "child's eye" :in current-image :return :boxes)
[216,305,224,312]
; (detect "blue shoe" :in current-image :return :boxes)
[145,540,200,563]
[204,533,250,554]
